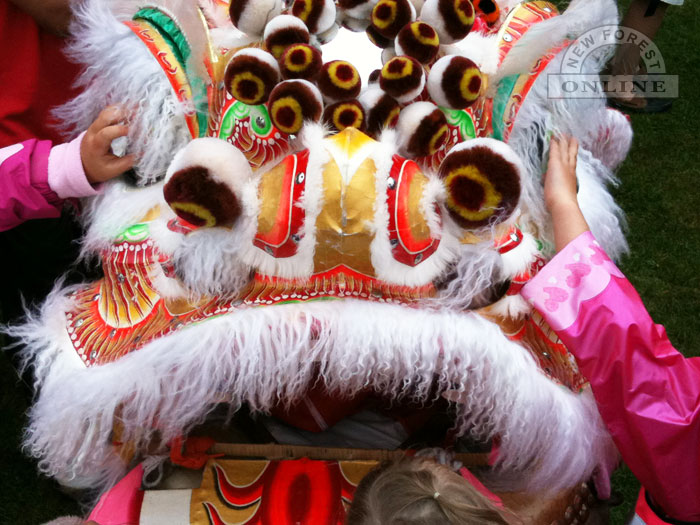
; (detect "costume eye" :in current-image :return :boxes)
[250,106,273,136]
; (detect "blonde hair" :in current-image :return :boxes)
[347,459,516,525]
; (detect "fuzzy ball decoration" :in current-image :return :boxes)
[279,43,323,80]
[438,138,522,229]
[366,24,393,48]
[317,60,362,101]
[420,0,474,44]
[338,0,376,19]
[264,15,310,59]
[473,0,500,25]
[368,68,381,83]
[164,166,242,228]
[229,0,283,36]
[291,0,337,34]
[268,79,324,134]
[323,100,366,131]
[379,55,425,103]
[164,138,252,229]
[427,54,482,108]
[396,101,448,157]
[359,86,401,136]
[370,0,415,39]
[224,48,281,105]
[395,21,440,64]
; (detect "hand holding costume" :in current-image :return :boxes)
[523,142,700,523]
[10,2,635,522]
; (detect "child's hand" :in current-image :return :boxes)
[544,135,590,252]
[544,135,579,214]
[81,106,135,185]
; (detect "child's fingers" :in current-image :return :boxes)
[104,154,136,179]
[95,124,130,152]
[568,136,579,167]
[92,106,129,130]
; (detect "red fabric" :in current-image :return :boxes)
[169,436,223,470]
[0,0,81,147]
[271,381,372,433]
[634,488,677,525]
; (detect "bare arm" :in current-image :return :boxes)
[543,135,589,252]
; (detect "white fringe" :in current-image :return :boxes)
[55,0,192,186]
[12,291,615,494]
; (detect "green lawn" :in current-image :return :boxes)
[2,1,699,523]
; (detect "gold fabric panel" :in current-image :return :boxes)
[257,159,288,236]
[313,137,378,276]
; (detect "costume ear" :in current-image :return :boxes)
[438,138,522,229]
[163,138,253,229]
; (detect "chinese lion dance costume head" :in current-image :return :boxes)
[13,0,632,496]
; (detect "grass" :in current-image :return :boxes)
[1,1,699,523]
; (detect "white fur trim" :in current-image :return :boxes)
[13,292,615,493]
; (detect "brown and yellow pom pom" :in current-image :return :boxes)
[366,24,393,48]
[224,48,281,105]
[379,55,425,103]
[268,79,324,134]
[438,138,522,229]
[317,60,362,101]
[396,101,448,157]
[291,0,337,34]
[395,21,440,64]
[323,100,366,132]
[264,15,310,59]
[279,43,323,80]
[164,167,241,228]
[164,138,252,229]
[427,55,482,109]
[370,0,415,39]
[229,0,282,36]
[473,0,500,26]
[359,86,401,136]
[420,0,474,44]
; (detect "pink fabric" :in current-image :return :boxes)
[0,138,59,230]
[0,134,100,231]
[522,231,700,522]
[87,464,145,525]
[48,131,100,199]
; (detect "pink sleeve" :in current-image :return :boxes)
[0,139,61,231]
[0,133,101,232]
[522,231,700,522]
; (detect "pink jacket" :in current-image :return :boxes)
[522,231,700,522]
[0,132,99,231]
